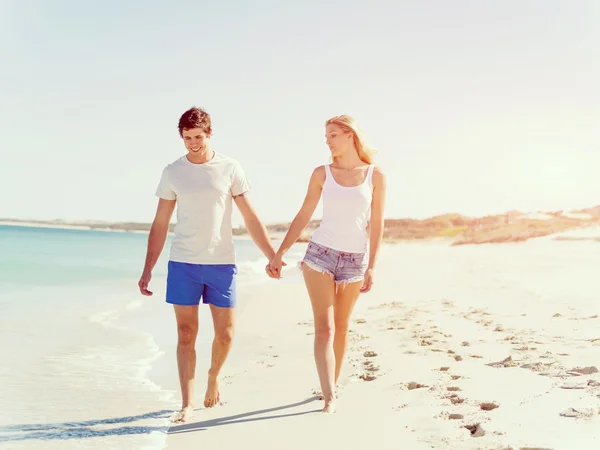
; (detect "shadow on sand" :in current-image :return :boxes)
[0,396,322,442]
[168,396,321,434]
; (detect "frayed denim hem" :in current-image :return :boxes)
[298,260,364,292]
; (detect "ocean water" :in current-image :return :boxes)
[0,225,300,449]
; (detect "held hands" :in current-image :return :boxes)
[138,270,153,296]
[360,268,374,294]
[266,254,286,279]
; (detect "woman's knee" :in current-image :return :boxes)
[315,323,334,342]
[334,322,349,337]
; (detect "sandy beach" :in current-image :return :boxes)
[2,226,599,449]
[154,233,600,450]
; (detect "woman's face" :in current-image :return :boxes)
[325,123,352,158]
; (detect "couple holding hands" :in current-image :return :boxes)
[139,107,385,421]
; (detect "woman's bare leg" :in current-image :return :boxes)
[302,265,337,413]
[333,281,362,385]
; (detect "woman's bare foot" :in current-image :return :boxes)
[171,405,194,423]
[322,400,336,414]
[204,376,220,407]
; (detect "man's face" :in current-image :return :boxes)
[182,128,210,154]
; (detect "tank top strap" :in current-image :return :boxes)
[367,165,375,187]
[324,164,333,185]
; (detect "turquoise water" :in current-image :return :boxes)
[0,225,266,292]
[0,225,274,449]
[0,226,154,294]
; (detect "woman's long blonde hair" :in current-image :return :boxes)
[325,115,376,165]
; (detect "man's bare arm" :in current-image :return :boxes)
[139,198,176,295]
[234,193,276,261]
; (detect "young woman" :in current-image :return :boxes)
[266,115,386,413]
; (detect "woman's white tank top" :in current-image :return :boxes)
[310,164,374,253]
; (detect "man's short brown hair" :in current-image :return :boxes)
[178,107,212,137]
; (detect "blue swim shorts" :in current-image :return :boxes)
[166,261,237,308]
[300,240,367,287]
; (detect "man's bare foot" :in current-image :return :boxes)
[171,405,194,423]
[204,376,220,408]
[322,400,336,414]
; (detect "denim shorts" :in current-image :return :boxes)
[299,240,367,287]
[166,261,237,308]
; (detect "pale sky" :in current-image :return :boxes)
[1,0,599,226]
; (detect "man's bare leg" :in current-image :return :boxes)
[333,281,362,386]
[172,305,199,423]
[204,304,235,407]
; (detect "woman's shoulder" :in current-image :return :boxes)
[370,165,386,183]
[311,165,327,176]
[307,165,327,185]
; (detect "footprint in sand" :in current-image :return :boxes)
[463,423,485,437]
[486,356,518,368]
[370,301,404,310]
[442,300,456,308]
[480,402,499,411]
[560,407,599,419]
[406,382,428,390]
[363,361,380,372]
[569,366,598,375]
[386,319,406,330]
[445,394,464,404]
[447,386,461,392]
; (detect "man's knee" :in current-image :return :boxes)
[215,326,234,345]
[177,323,198,346]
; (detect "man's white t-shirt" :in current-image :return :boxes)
[155,152,250,265]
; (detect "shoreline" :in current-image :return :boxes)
[0,220,153,234]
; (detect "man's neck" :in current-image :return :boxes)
[186,147,215,164]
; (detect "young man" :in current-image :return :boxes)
[138,107,279,423]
